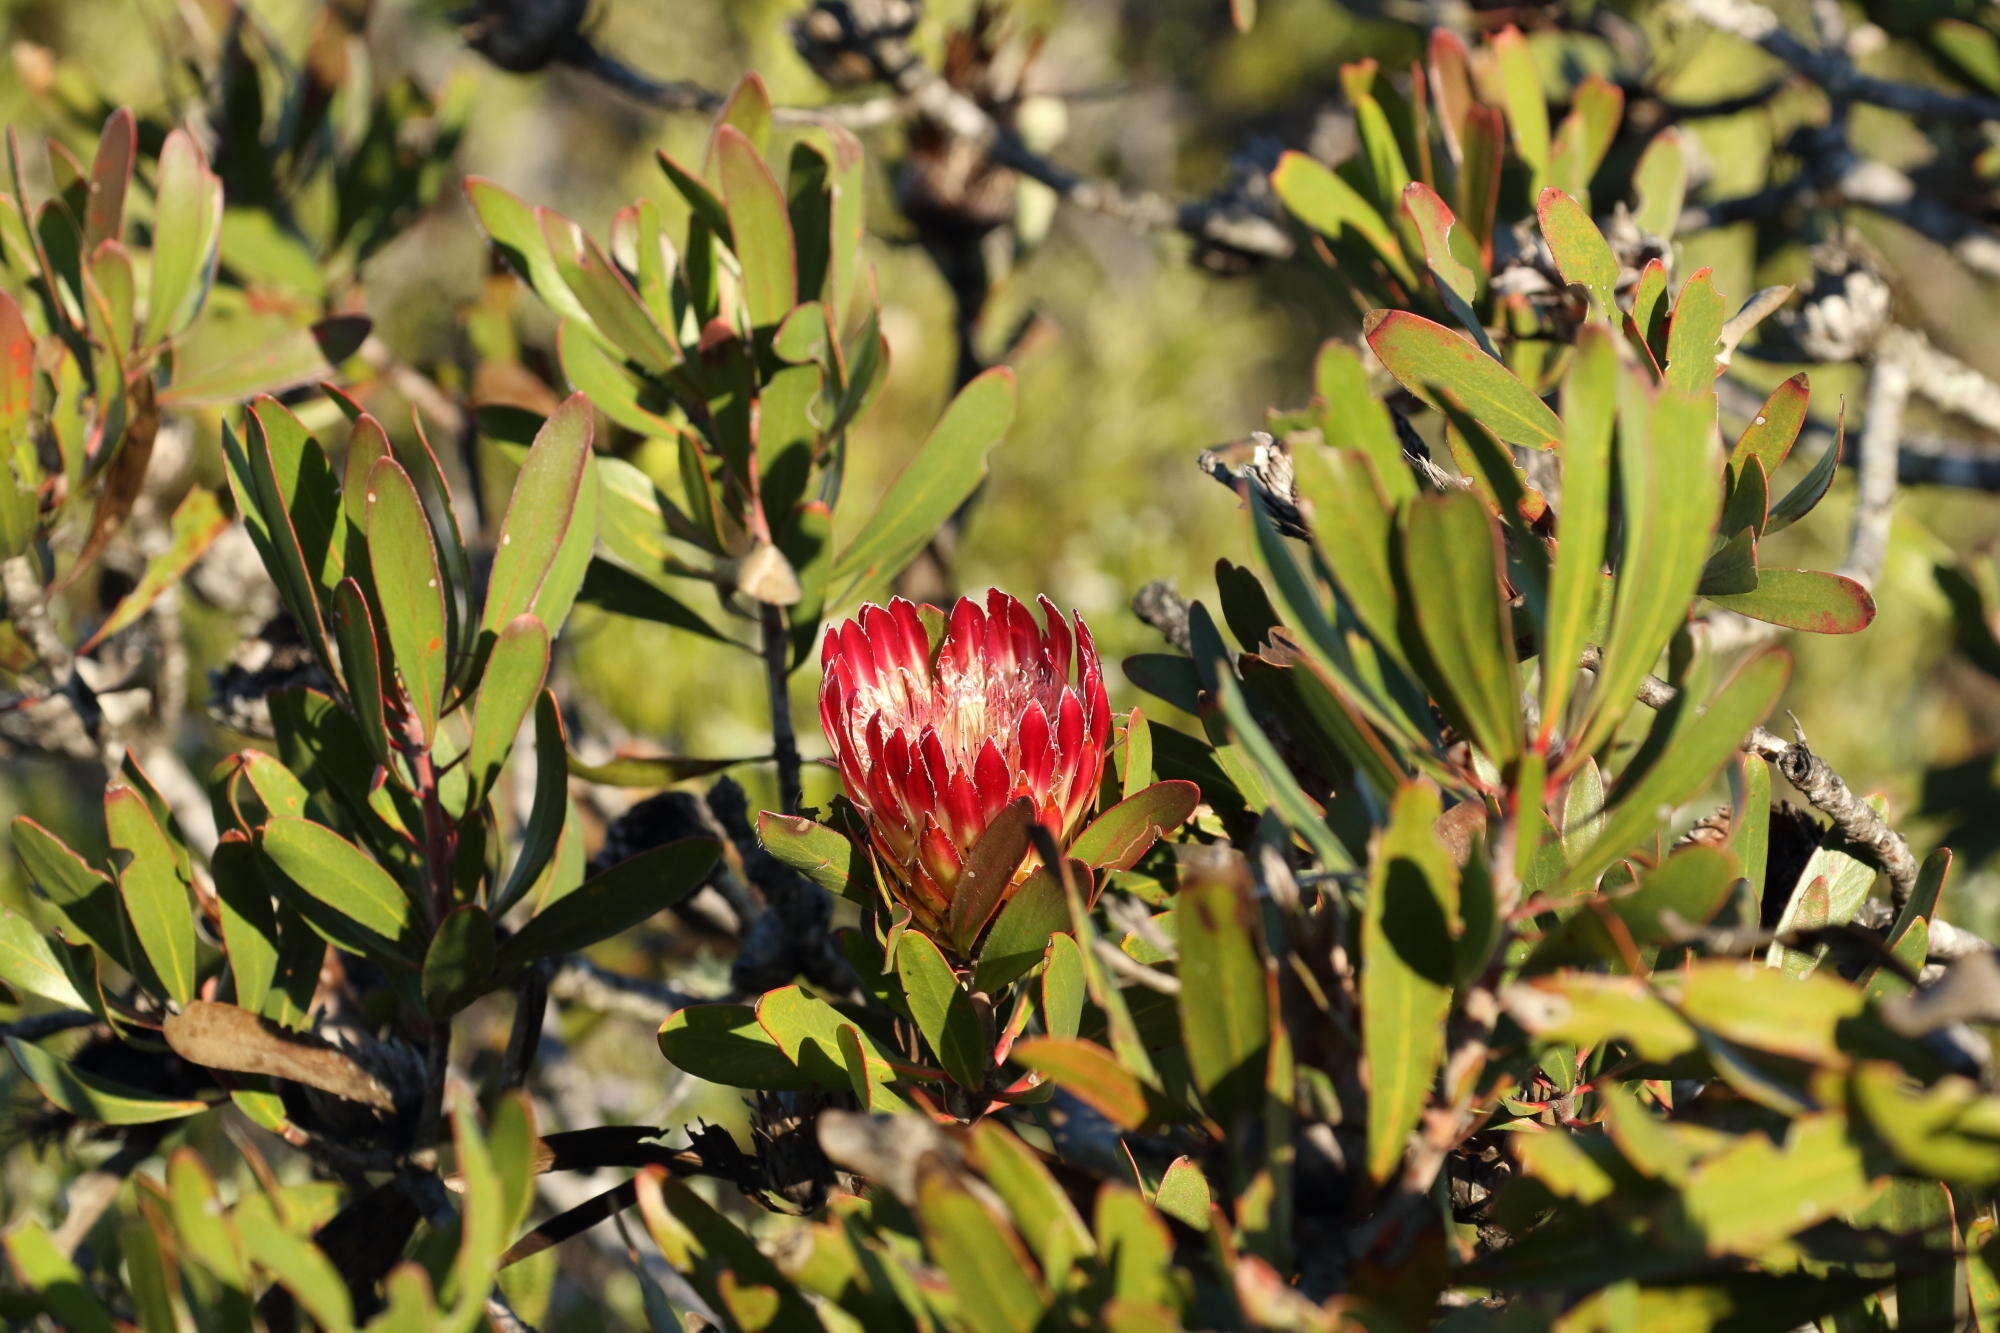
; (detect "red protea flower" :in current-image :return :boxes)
[819,590,1110,943]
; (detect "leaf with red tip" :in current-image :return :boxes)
[1705,568,1876,635]
[714,124,797,330]
[1536,187,1617,314]
[1730,374,1811,474]
[1364,310,1563,450]
[1068,780,1200,870]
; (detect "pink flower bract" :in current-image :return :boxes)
[819,590,1111,933]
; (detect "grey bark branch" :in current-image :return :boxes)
[1582,647,1921,904]
[1841,350,1909,588]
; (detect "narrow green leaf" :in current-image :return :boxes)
[1536,188,1617,313]
[6,1035,206,1124]
[1176,861,1269,1122]
[366,456,448,744]
[261,816,419,964]
[485,394,593,636]
[1270,151,1414,285]
[895,931,989,1088]
[832,368,1015,589]
[1362,783,1458,1184]
[1729,373,1810,474]
[140,130,221,346]
[500,837,716,965]
[1364,309,1563,450]
[714,125,797,329]
[424,905,497,1018]
[104,784,195,1006]
[1399,489,1522,765]
[466,614,550,804]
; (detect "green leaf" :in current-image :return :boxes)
[1539,325,1616,740]
[495,693,571,914]
[1729,373,1810,474]
[1041,933,1085,1040]
[330,578,392,765]
[424,905,496,1018]
[465,614,550,805]
[140,129,221,346]
[1067,780,1201,870]
[947,798,1035,954]
[1536,188,1617,314]
[12,816,139,976]
[540,212,679,374]
[1682,1114,1875,1255]
[80,487,229,650]
[485,394,595,637]
[1269,151,1413,285]
[1313,341,1408,500]
[1765,406,1843,533]
[260,816,419,965]
[1767,803,1885,976]
[973,866,1070,992]
[714,125,797,329]
[1492,26,1550,174]
[1362,783,1458,1184]
[366,456,449,745]
[1663,269,1724,393]
[2,1222,116,1333]
[756,811,869,901]
[754,984,906,1106]
[1705,568,1875,635]
[1572,382,1722,760]
[159,316,370,407]
[895,931,989,1088]
[832,367,1016,590]
[1176,860,1270,1122]
[634,1169,821,1333]
[1399,489,1522,766]
[6,1035,206,1124]
[1012,1037,1154,1130]
[466,177,592,326]
[657,1003,822,1090]
[500,837,716,966]
[1632,129,1687,237]
[1154,1156,1213,1231]
[1564,650,1791,892]
[967,1122,1095,1281]
[104,784,196,1006]
[1364,309,1563,450]
[0,909,90,1009]
[1401,182,1476,308]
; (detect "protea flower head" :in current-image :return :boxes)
[819,590,1110,942]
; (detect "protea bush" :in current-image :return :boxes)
[9,4,2000,1332]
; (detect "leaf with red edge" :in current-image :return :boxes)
[714,125,797,330]
[1068,780,1201,870]
[1664,268,1725,393]
[1364,310,1563,450]
[1706,568,1876,635]
[1536,187,1617,314]
[1011,1037,1156,1130]
[1730,373,1811,473]
[1401,182,1477,306]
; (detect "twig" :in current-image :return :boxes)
[546,956,700,1027]
[1091,937,1181,995]
[1578,646,1921,904]
[1686,0,2000,124]
[1840,348,1908,587]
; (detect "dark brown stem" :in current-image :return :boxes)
[761,604,803,816]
